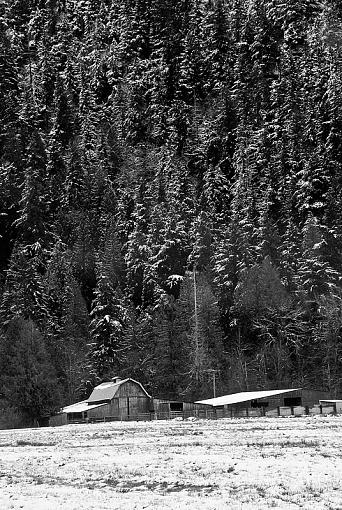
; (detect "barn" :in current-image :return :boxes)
[195,388,334,418]
[50,377,153,426]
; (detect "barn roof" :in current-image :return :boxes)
[61,401,107,414]
[195,388,301,407]
[87,378,151,404]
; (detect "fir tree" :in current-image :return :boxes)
[0,318,61,424]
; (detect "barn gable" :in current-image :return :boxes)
[87,378,151,404]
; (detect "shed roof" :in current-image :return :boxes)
[319,400,342,403]
[196,388,301,407]
[87,378,151,404]
[61,401,107,414]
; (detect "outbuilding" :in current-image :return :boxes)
[196,388,334,417]
[319,400,342,413]
[152,399,210,419]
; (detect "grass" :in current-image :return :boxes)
[16,440,57,447]
[0,416,342,509]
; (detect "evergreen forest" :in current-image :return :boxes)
[1,0,342,425]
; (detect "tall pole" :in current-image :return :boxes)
[205,369,218,398]
[193,265,200,381]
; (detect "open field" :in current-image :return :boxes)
[1,416,342,509]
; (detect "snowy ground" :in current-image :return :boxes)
[1,416,342,509]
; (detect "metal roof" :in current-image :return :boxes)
[61,401,107,414]
[87,378,151,404]
[319,400,342,403]
[195,388,301,407]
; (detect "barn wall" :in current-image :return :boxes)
[263,389,332,408]
[183,402,198,412]
[301,390,333,407]
[116,396,150,417]
[126,396,151,415]
[108,399,119,416]
[117,381,148,398]
[49,413,67,426]
[152,399,169,413]
[87,397,151,419]
[87,404,111,419]
[275,390,301,407]
[227,389,333,414]
[184,402,211,412]
[152,399,210,415]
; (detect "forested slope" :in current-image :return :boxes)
[1,0,342,423]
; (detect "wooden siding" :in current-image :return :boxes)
[87,397,150,419]
[152,399,210,414]
[227,389,333,414]
[116,380,148,398]
[81,380,151,420]
[49,413,67,426]
[301,389,333,407]
[87,404,111,420]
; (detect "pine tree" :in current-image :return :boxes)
[0,244,48,327]
[14,97,51,248]
[234,257,290,317]
[0,11,20,163]
[0,318,60,424]
[297,213,340,299]
[89,272,128,380]
[125,200,153,307]
[178,0,205,104]
[45,241,89,403]
[202,0,229,93]
[312,293,342,393]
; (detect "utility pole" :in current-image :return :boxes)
[193,265,200,381]
[205,369,219,398]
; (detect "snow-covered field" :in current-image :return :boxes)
[1,416,342,509]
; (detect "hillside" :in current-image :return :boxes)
[1,0,342,423]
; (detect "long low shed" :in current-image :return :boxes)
[196,388,334,417]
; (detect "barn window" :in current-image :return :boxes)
[251,400,269,408]
[284,397,302,407]
[170,402,183,412]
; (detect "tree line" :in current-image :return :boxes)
[1,0,342,425]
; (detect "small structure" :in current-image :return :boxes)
[196,388,333,417]
[50,377,152,426]
[152,399,210,419]
[319,400,342,414]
